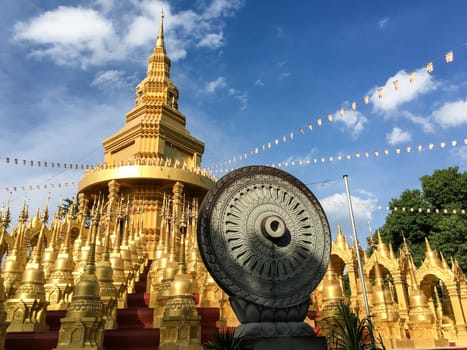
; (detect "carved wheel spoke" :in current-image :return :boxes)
[198,166,331,308]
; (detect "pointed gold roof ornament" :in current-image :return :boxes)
[1,195,11,230]
[29,208,40,231]
[401,234,409,256]
[424,236,442,268]
[156,8,165,49]
[388,242,396,260]
[335,224,349,250]
[41,195,50,225]
[376,230,389,259]
[439,251,450,270]
[18,200,29,225]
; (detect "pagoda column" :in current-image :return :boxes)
[392,271,409,321]
[170,182,184,262]
[445,281,467,338]
[458,282,467,329]
[77,193,88,222]
[346,262,359,310]
[107,180,120,232]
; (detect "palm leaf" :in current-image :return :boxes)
[203,328,239,350]
[325,302,385,350]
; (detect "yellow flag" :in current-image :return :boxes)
[426,62,434,73]
[445,51,453,63]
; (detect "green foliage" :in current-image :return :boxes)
[326,302,385,350]
[59,197,78,216]
[203,328,239,350]
[377,167,467,269]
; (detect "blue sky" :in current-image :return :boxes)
[0,0,466,245]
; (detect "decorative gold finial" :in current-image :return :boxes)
[156,9,165,48]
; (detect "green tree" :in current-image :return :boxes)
[377,167,467,269]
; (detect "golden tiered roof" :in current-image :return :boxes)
[101,14,204,170]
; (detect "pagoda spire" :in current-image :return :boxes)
[156,10,165,49]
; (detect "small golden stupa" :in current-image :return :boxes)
[54,205,105,350]
[6,223,48,332]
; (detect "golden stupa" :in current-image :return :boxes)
[77,13,214,261]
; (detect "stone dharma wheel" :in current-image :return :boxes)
[197,166,331,309]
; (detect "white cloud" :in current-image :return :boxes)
[386,127,412,145]
[202,0,244,19]
[197,32,224,48]
[94,0,114,13]
[320,192,377,241]
[378,17,389,28]
[228,88,248,110]
[432,98,467,128]
[400,111,434,133]
[13,0,244,68]
[334,109,368,139]
[13,6,118,68]
[205,76,226,93]
[91,70,136,90]
[370,67,438,114]
[451,145,467,161]
[255,79,264,87]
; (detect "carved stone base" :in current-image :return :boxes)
[234,321,316,338]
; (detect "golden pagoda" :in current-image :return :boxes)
[77,12,214,261]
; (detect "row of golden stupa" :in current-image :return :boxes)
[1,14,467,349]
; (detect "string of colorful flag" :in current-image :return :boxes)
[2,179,464,216]
[206,48,460,172]
[211,138,466,175]
[1,157,216,181]
[319,200,465,215]
[2,157,90,170]
[2,182,77,193]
